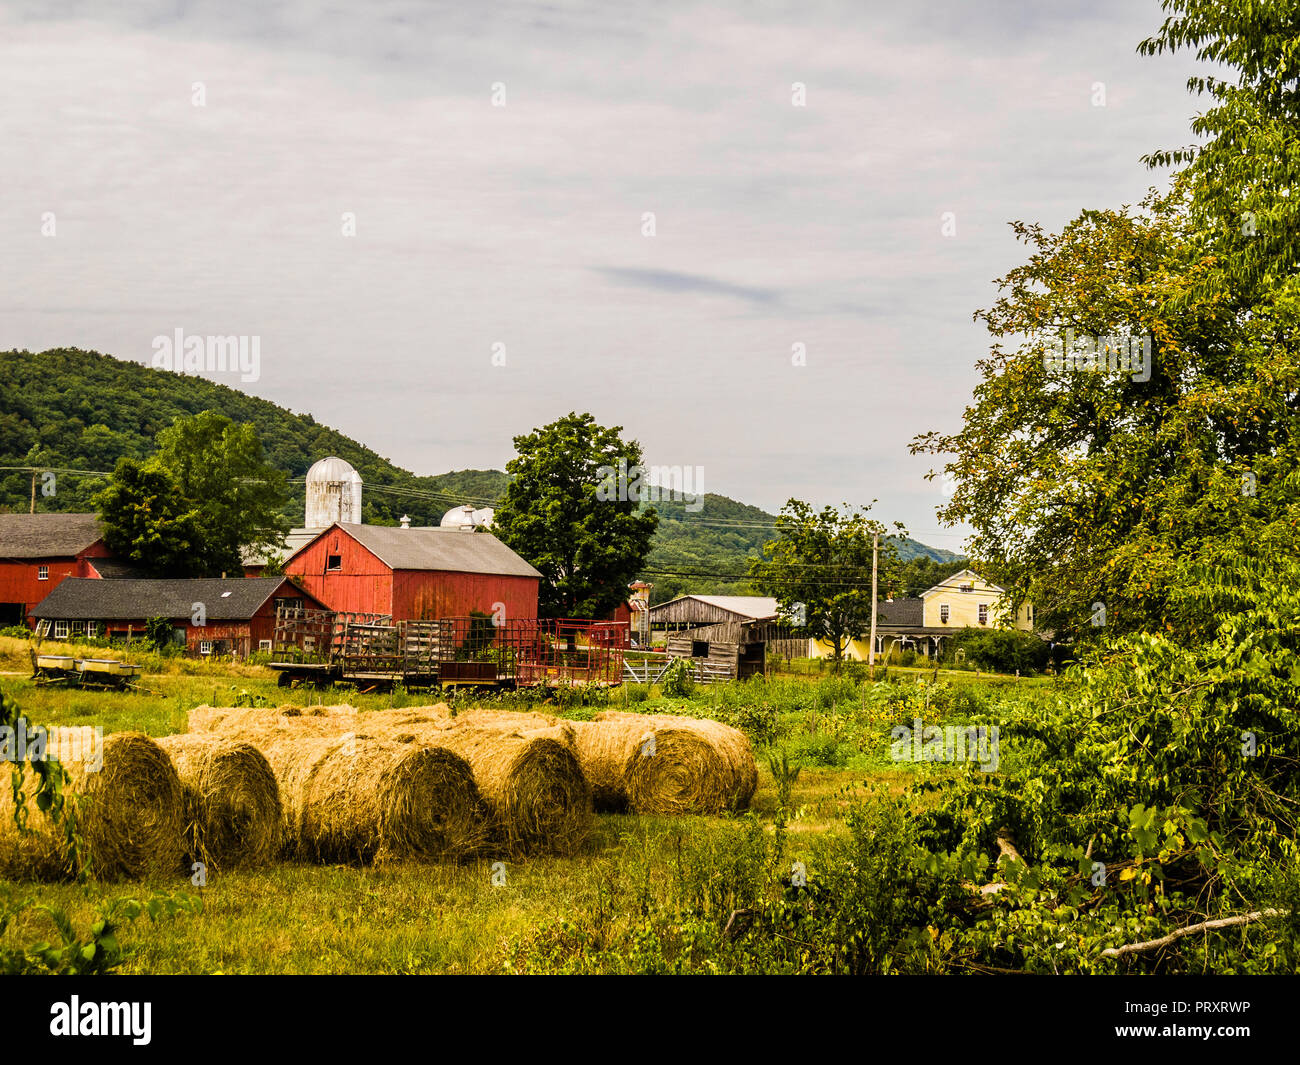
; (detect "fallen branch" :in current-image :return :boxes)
[722,907,757,941]
[1101,909,1286,960]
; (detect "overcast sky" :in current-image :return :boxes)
[0,0,1207,551]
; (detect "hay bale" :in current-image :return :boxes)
[156,734,282,871]
[201,725,489,863]
[575,710,757,815]
[187,704,360,734]
[374,720,591,857]
[0,730,184,881]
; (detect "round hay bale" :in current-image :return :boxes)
[375,721,591,857]
[575,711,757,815]
[187,704,359,734]
[156,734,282,871]
[216,726,489,863]
[0,729,184,881]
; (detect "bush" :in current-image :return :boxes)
[661,660,696,699]
[0,625,31,639]
[954,627,1049,674]
[623,683,649,704]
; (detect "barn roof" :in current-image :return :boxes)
[686,595,782,619]
[312,523,542,579]
[31,577,311,621]
[0,512,104,559]
[648,595,782,621]
[241,528,324,567]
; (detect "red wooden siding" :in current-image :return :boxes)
[393,570,538,622]
[285,526,540,621]
[284,529,394,616]
[0,542,112,626]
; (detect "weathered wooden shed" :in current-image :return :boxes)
[284,522,541,622]
[652,595,802,681]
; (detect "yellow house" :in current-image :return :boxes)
[920,569,1033,631]
[808,569,1034,660]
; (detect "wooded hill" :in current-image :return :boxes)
[0,348,957,596]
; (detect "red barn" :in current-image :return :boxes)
[30,576,324,658]
[284,522,541,621]
[0,513,119,627]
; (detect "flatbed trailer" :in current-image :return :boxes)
[269,608,626,690]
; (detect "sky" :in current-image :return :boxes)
[0,0,1208,552]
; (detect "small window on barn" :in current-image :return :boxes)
[978,604,989,625]
[692,640,709,658]
[71,621,85,636]
[199,640,213,655]
[259,639,272,653]
[53,620,69,639]
[327,554,342,572]
[37,565,49,580]
[939,604,949,624]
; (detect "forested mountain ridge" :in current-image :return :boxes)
[0,348,958,595]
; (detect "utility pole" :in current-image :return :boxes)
[29,470,36,514]
[868,530,879,676]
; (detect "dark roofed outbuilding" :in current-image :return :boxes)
[32,576,323,659]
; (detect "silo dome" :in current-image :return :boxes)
[439,504,494,529]
[305,456,362,527]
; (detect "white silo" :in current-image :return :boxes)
[305,456,363,527]
[439,504,494,530]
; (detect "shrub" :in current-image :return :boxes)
[661,661,696,699]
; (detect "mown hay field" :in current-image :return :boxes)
[0,647,1031,973]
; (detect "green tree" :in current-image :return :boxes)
[152,411,289,574]
[94,460,205,577]
[492,412,659,618]
[94,411,289,577]
[749,500,900,672]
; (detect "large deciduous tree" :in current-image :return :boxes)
[492,412,659,618]
[95,411,289,577]
[748,500,899,671]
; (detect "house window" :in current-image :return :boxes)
[326,555,342,572]
[199,640,213,655]
[71,621,85,636]
[939,604,949,624]
[978,604,989,625]
[959,583,973,593]
[691,640,709,658]
[86,621,99,637]
[259,639,273,653]
[37,565,49,580]
[53,620,69,638]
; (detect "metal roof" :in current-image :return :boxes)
[0,513,104,559]
[653,595,782,620]
[305,523,542,579]
[31,577,309,621]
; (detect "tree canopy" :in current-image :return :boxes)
[492,412,659,618]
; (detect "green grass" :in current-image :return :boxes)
[0,645,1040,973]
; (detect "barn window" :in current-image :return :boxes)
[259,639,272,652]
[199,640,213,655]
[978,604,989,625]
[692,640,709,658]
[327,554,342,572]
[71,621,85,636]
[939,604,949,624]
[37,565,48,580]
[53,620,69,638]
